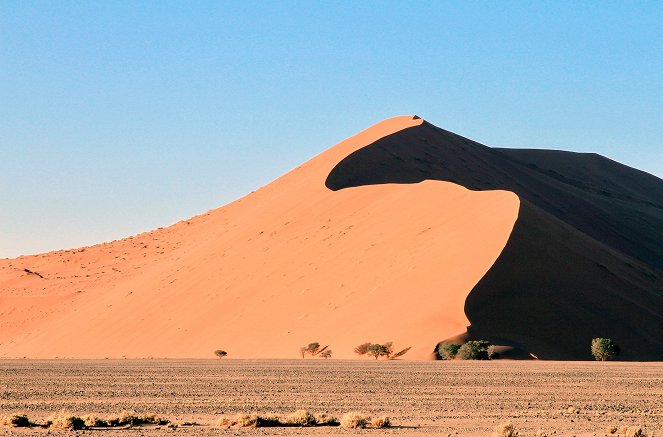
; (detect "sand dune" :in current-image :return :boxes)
[2,115,661,360]
[0,116,518,359]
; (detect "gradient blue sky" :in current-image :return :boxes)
[2,2,662,258]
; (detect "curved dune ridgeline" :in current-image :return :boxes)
[0,116,519,359]
[1,115,661,360]
[327,120,663,360]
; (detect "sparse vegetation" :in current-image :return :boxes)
[355,341,411,359]
[320,349,332,359]
[214,349,227,359]
[438,343,461,360]
[367,343,390,359]
[591,337,620,361]
[215,410,388,429]
[339,412,369,429]
[0,414,31,428]
[299,342,328,358]
[457,340,491,360]
[284,410,316,426]
[339,412,390,429]
[47,412,85,430]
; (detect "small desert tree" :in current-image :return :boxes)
[214,349,227,359]
[320,350,332,359]
[457,340,491,360]
[438,343,460,360]
[367,343,389,360]
[591,338,620,361]
[354,342,371,356]
[300,342,328,358]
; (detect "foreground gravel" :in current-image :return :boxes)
[0,359,661,436]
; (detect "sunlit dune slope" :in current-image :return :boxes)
[0,116,519,359]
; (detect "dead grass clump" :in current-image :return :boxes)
[370,416,391,428]
[106,410,168,426]
[284,410,316,426]
[314,413,339,426]
[0,414,31,428]
[625,426,647,437]
[47,412,85,430]
[339,412,369,429]
[217,413,260,428]
[493,421,519,437]
[81,414,108,427]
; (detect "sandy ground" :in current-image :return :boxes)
[1,359,661,436]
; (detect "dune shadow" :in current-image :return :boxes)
[325,121,663,360]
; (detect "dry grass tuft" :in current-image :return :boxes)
[492,421,519,437]
[106,410,168,426]
[81,414,107,427]
[339,411,369,429]
[47,412,85,430]
[370,416,391,428]
[217,413,260,428]
[284,410,316,426]
[314,413,339,426]
[534,431,548,437]
[0,414,31,428]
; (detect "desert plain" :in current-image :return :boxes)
[1,359,661,436]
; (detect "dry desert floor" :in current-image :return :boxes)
[1,359,661,436]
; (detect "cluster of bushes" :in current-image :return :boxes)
[354,342,411,360]
[0,411,168,430]
[437,340,499,360]
[216,410,390,429]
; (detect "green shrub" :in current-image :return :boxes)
[591,338,620,361]
[320,350,332,359]
[438,343,460,360]
[457,340,490,360]
[367,343,389,360]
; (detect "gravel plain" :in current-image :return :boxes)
[0,359,661,436]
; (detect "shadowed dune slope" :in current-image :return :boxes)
[327,121,663,360]
[0,116,520,359]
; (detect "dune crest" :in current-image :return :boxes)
[0,116,519,359]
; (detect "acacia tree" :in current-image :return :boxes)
[300,342,328,358]
[457,341,491,360]
[355,342,411,360]
[214,350,227,359]
[438,343,460,360]
[591,338,620,361]
[320,350,332,359]
[367,343,389,360]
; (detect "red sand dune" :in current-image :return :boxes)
[1,115,662,360]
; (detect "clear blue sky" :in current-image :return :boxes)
[1,1,662,258]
